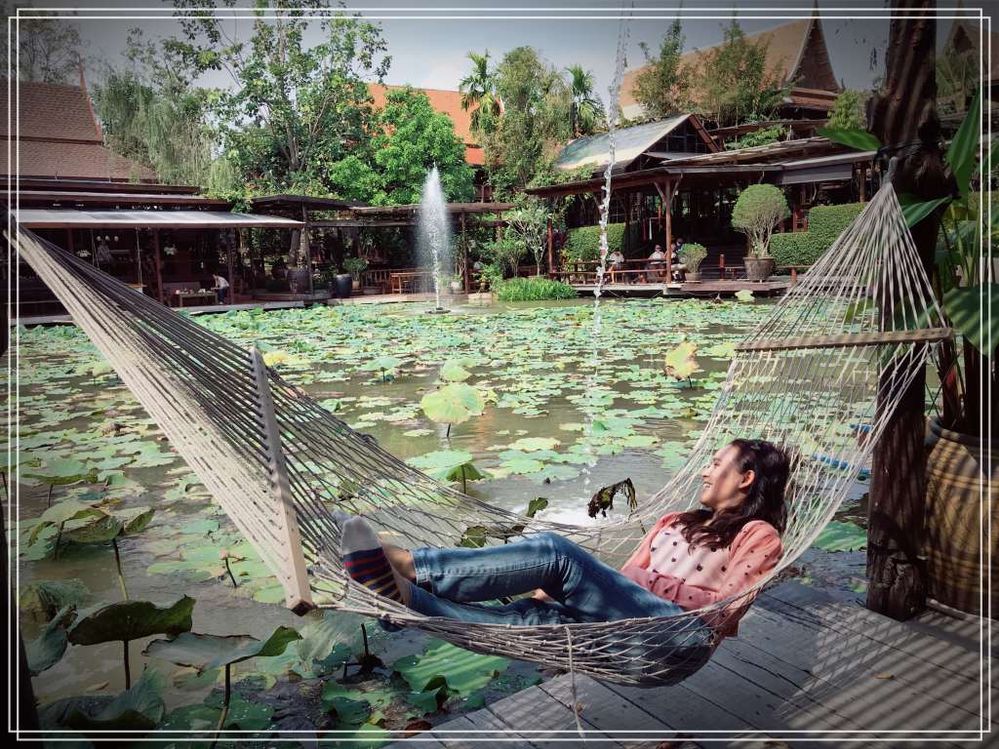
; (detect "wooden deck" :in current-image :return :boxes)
[570,280,792,299]
[388,581,991,747]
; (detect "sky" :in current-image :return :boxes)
[17,1,984,109]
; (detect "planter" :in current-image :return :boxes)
[352,279,361,292]
[923,417,999,618]
[744,256,775,282]
[286,267,311,294]
[449,281,463,294]
[334,273,353,299]
[684,270,700,283]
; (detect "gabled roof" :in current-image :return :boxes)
[620,17,839,119]
[553,114,716,173]
[368,83,484,166]
[944,20,999,80]
[0,78,157,181]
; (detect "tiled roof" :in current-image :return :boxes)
[621,19,833,113]
[0,79,101,142]
[554,115,691,171]
[368,83,484,166]
[1,79,157,181]
[1,136,157,181]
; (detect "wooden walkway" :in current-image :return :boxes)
[389,582,992,747]
[571,280,792,299]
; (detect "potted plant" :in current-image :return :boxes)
[449,274,464,294]
[343,257,368,292]
[731,184,790,281]
[679,242,707,282]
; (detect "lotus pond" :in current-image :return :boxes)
[9,296,871,742]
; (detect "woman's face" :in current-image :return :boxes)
[699,444,754,512]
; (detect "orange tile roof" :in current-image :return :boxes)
[620,19,824,111]
[1,79,157,181]
[368,83,484,166]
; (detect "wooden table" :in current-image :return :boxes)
[176,291,217,307]
[389,271,433,294]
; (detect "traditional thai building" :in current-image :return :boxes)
[619,15,841,127]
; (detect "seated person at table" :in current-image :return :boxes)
[646,244,666,280]
[608,249,625,280]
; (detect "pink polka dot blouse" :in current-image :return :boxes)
[619,511,783,637]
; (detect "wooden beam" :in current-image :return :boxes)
[153,229,164,304]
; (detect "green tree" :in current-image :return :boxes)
[459,51,501,136]
[564,64,605,137]
[731,184,789,257]
[503,197,550,274]
[1,1,85,83]
[695,20,786,127]
[632,19,691,119]
[483,46,572,198]
[165,0,390,195]
[826,89,868,131]
[370,88,473,205]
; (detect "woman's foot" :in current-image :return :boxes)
[341,518,412,606]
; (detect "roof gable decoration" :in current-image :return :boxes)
[553,113,716,173]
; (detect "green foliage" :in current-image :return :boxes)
[420,383,486,427]
[143,626,301,672]
[4,8,84,84]
[826,89,868,131]
[813,521,867,552]
[484,237,528,277]
[564,223,625,263]
[633,19,691,119]
[27,606,76,676]
[678,242,707,273]
[68,596,195,646]
[769,203,863,267]
[731,184,790,257]
[460,50,501,135]
[20,579,89,622]
[818,126,882,152]
[41,668,166,731]
[726,124,789,151]
[565,64,605,136]
[694,20,786,127]
[393,640,509,696]
[493,277,577,302]
[342,257,368,279]
[503,198,551,272]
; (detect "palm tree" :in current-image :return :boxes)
[459,51,501,135]
[565,64,605,137]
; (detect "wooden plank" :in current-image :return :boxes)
[739,602,981,736]
[485,684,625,748]
[428,712,533,748]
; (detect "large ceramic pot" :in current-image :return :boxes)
[923,417,999,618]
[335,273,353,299]
[684,270,700,283]
[744,257,775,282]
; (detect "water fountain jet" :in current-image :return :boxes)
[417,166,452,314]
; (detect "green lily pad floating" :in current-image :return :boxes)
[439,360,472,382]
[813,521,867,552]
[68,596,195,646]
[41,667,166,730]
[407,449,488,490]
[393,640,509,697]
[144,626,301,673]
[202,691,275,731]
[735,289,755,302]
[19,579,89,622]
[22,457,98,487]
[360,355,405,382]
[321,682,398,725]
[26,605,76,675]
[664,341,700,382]
[507,437,559,451]
[420,383,485,427]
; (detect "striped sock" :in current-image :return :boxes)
[341,518,401,602]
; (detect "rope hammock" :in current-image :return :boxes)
[14,180,950,687]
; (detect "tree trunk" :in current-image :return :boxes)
[865,0,953,620]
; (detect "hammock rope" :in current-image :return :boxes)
[12,180,949,686]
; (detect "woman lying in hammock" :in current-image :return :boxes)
[341,438,790,643]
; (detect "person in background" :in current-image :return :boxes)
[213,273,230,304]
[608,249,625,282]
[646,244,666,282]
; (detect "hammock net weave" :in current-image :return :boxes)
[13,180,949,686]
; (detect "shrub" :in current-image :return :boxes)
[493,277,577,302]
[564,223,625,264]
[769,202,865,267]
[731,184,790,257]
[678,242,707,273]
[485,237,527,276]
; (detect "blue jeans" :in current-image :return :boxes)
[408,532,713,682]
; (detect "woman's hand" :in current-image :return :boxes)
[531,588,553,603]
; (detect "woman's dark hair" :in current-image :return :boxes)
[676,439,795,550]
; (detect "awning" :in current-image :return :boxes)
[14,208,304,229]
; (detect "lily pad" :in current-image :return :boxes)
[393,640,509,696]
[440,360,472,382]
[420,383,486,426]
[68,596,195,646]
[44,668,166,730]
[19,579,89,621]
[813,521,867,552]
[26,605,76,675]
[144,626,301,672]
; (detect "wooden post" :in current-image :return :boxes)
[859,165,867,203]
[153,229,164,304]
[249,347,314,614]
[461,212,470,293]
[226,232,236,305]
[865,0,951,621]
[302,205,314,295]
[546,217,554,277]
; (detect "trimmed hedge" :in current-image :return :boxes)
[769,202,864,267]
[494,277,578,301]
[564,223,625,263]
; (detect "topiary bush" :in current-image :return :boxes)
[731,184,790,257]
[493,277,578,301]
[564,223,625,264]
[679,242,707,273]
[769,202,864,267]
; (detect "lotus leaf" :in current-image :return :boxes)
[68,596,195,646]
[393,640,509,696]
[44,668,166,730]
[202,691,274,731]
[19,579,89,621]
[27,605,76,675]
[144,626,301,672]
[419,383,485,426]
[813,521,867,552]
[663,341,700,382]
[439,360,472,382]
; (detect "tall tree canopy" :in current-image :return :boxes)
[164,0,390,196]
[565,64,605,137]
[328,88,473,205]
[2,1,85,83]
[632,19,691,120]
[695,20,785,127]
[481,46,573,198]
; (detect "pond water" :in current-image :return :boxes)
[8,296,871,738]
